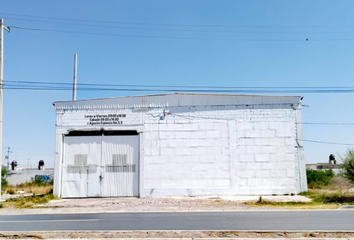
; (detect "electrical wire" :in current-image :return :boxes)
[6,17,354,34]
[2,12,354,28]
[300,139,354,146]
[10,25,354,42]
[164,112,354,145]
[169,113,354,146]
[3,85,354,93]
[4,79,354,89]
[3,79,354,93]
[169,113,354,125]
[10,26,314,42]
[298,122,354,125]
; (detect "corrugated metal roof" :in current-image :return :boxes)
[54,93,301,110]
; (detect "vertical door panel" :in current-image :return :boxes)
[62,136,102,198]
[101,136,139,197]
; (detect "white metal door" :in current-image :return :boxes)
[101,136,139,197]
[62,136,102,198]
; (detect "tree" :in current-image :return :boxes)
[340,148,354,184]
[1,166,8,188]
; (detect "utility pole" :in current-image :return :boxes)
[72,53,77,101]
[0,19,10,201]
[6,146,10,170]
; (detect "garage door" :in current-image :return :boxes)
[61,135,139,198]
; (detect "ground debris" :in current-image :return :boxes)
[1,231,354,239]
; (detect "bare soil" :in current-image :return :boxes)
[330,177,354,190]
[1,231,354,239]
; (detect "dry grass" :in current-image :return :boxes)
[330,176,354,190]
[3,179,53,195]
[0,194,57,209]
[1,179,55,208]
[4,184,53,195]
[243,177,354,209]
[243,200,340,209]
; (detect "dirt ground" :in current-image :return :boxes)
[331,177,354,190]
[0,195,314,215]
[1,231,354,239]
[0,197,257,215]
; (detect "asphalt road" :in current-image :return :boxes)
[0,211,353,231]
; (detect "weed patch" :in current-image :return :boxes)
[3,179,53,195]
[2,194,57,209]
[244,197,338,209]
[307,169,334,189]
[300,190,354,204]
[244,189,354,209]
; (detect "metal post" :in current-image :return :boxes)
[0,19,10,201]
[73,54,77,101]
[6,147,10,170]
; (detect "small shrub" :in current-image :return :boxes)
[34,177,45,186]
[340,148,354,184]
[1,166,8,189]
[7,189,15,195]
[306,169,334,189]
[48,179,54,185]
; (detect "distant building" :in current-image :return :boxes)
[53,93,307,198]
[5,169,54,185]
[306,163,342,174]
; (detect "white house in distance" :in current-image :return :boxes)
[53,93,307,198]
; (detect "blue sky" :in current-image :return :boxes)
[1,0,354,168]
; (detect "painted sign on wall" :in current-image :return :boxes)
[85,114,127,125]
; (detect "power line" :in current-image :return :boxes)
[3,80,354,93]
[10,26,314,42]
[3,85,354,93]
[2,79,354,93]
[298,122,354,125]
[1,12,354,28]
[301,139,354,146]
[4,79,354,89]
[169,113,354,126]
[10,25,354,42]
[6,17,354,34]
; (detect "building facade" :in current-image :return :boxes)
[53,93,307,198]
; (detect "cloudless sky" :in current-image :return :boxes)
[1,0,354,168]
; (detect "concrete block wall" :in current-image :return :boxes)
[54,103,305,197]
[142,105,302,197]
[143,120,231,196]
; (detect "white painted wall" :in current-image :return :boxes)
[143,118,301,196]
[6,170,53,186]
[53,94,307,197]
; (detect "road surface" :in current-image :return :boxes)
[0,211,353,231]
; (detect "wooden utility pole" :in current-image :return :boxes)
[0,19,10,201]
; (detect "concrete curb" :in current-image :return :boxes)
[3,238,354,240]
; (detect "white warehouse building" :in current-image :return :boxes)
[53,93,307,198]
